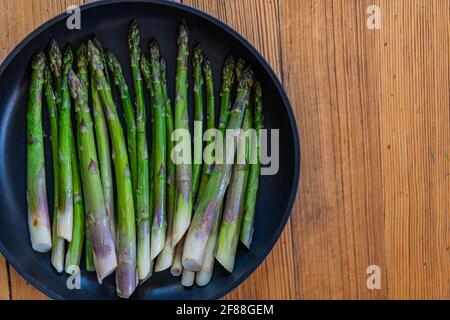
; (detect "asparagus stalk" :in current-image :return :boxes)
[196,55,235,205]
[44,66,65,270]
[191,45,204,201]
[65,46,90,272]
[181,269,195,287]
[203,58,216,137]
[195,57,215,205]
[182,67,254,271]
[170,239,184,277]
[27,52,52,253]
[88,41,137,298]
[155,57,176,272]
[48,42,65,265]
[127,20,151,281]
[107,51,137,202]
[240,82,264,248]
[56,47,74,242]
[149,40,167,260]
[172,20,193,247]
[68,70,117,282]
[215,80,253,272]
[217,55,236,135]
[140,55,156,266]
[87,69,114,272]
[196,57,235,285]
[92,41,116,241]
[65,132,85,272]
[195,202,222,286]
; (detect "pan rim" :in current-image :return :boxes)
[0,0,301,300]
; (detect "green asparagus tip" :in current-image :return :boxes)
[128,19,141,49]
[68,70,85,101]
[48,39,62,72]
[255,81,262,96]
[177,19,189,46]
[160,56,167,74]
[149,38,161,61]
[63,46,73,66]
[240,66,254,90]
[76,43,88,68]
[222,54,236,89]
[32,51,47,72]
[92,37,104,53]
[193,44,203,67]
[235,58,246,82]
[140,54,151,78]
[87,40,103,71]
[106,50,121,73]
[202,56,212,79]
[43,65,52,83]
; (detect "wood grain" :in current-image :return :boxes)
[0,255,10,300]
[3,0,450,300]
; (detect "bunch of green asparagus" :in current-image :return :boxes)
[26,19,264,298]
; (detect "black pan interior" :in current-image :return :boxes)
[0,0,299,300]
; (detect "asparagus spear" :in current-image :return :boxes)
[92,37,110,85]
[181,269,195,287]
[203,58,216,137]
[235,58,246,83]
[172,20,193,247]
[76,44,89,98]
[44,66,65,270]
[27,52,52,253]
[128,20,151,281]
[155,57,176,272]
[182,67,254,271]
[170,239,184,277]
[195,56,215,205]
[140,55,156,266]
[86,67,114,272]
[65,46,90,272]
[68,70,117,282]
[196,57,235,285]
[215,82,253,272]
[196,55,235,205]
[149,39,167,260]
[195,203,221,286]
[56,47,74,242]
[88,41,137,298]
[107,51,137,202]
[65,132,85,272]
[217,55,236,135]
[48,40,63,106]
[240,82,264,248]
[191,45,204,201]
[92,41,115,241]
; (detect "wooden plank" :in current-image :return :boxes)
[377,0,450,299]
[279,0,387,299]
[9,269,48,300]
[280,0,450,299]
[0,0,86,300]
[0,255,10,300]
[184,0,296,299]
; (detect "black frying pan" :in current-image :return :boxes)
[0,0,300,299]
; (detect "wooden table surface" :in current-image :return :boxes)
[1,0,450,300]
